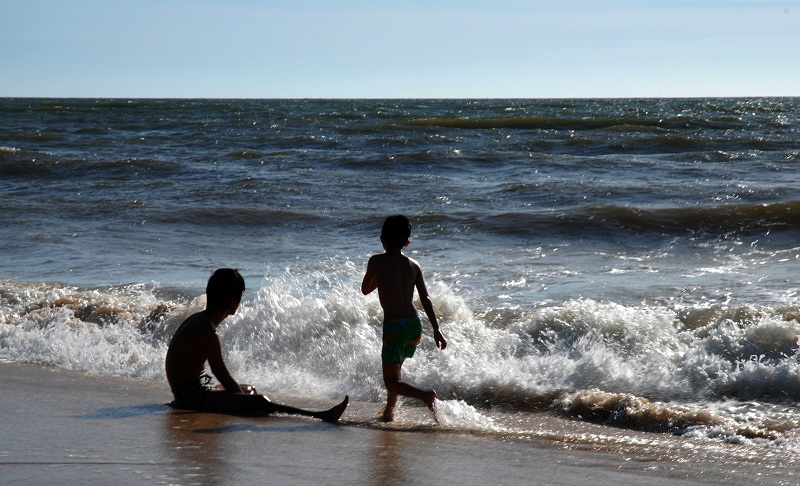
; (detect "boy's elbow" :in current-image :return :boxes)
[361,278,376,295]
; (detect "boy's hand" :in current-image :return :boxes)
[433,329,447,350]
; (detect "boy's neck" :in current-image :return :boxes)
[384,247,404,255]
[203,308,228,328]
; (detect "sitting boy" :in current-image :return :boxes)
[165,268,348,422]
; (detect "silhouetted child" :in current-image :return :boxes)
[361,215,447,421]
[166,268,348,422]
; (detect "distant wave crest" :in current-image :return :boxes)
[424,200,800,240]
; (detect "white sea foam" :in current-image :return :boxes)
[3,270,800,448]
[435,399,501,431]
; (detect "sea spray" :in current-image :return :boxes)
[435,399,501,431]
[219,267,383,399]
[4,274,800,407]
[4,270,800,447]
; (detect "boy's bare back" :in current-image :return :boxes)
[165,309,239,393]
[164,312,210,392]
[362,251,425,320]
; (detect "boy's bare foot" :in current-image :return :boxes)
[424,390,439,424]
[318,396,349,423]
[381,405,395,422]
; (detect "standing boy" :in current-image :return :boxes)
[165,268,349,422]
[361,215,447,422]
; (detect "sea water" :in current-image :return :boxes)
[2,98,800,453]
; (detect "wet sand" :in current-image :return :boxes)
[0,361,796,485]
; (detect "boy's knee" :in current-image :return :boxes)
[382,373,401,387]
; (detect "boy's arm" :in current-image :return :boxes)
[361,257,378,295]
[415,267,447,350]
[203,330,244,393]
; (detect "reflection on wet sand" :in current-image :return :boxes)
[369,428,407,486]
[162,410,236,484]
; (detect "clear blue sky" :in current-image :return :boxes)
[2,0,798,98]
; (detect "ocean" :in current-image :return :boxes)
[2,98,800,460]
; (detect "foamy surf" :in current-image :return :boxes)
[435,399,502,431]
[3,270,800,451]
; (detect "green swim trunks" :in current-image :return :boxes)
[382,316,422,364]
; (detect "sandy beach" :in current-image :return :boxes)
[1,362,797,485]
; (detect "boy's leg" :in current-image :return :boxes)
[213,383,257,395]
[381,362,437,421]
[381,363,401,421]
[204,391,349,423]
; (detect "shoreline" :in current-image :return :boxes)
[0,361,796,485]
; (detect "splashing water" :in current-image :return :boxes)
[3,267,800,450]
[435,399,501,431]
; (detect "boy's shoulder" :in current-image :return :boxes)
[370,251,416,263]
[370,251,422,272]
[185,310,212,326]
[174,311,215,339]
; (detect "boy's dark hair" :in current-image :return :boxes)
[206,268,245,310]
[381,214,412,249]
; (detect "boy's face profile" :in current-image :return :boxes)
[226,292,243,316]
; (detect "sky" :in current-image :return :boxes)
[1,0,799,98]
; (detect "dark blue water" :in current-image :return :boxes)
[2,98,799,298]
